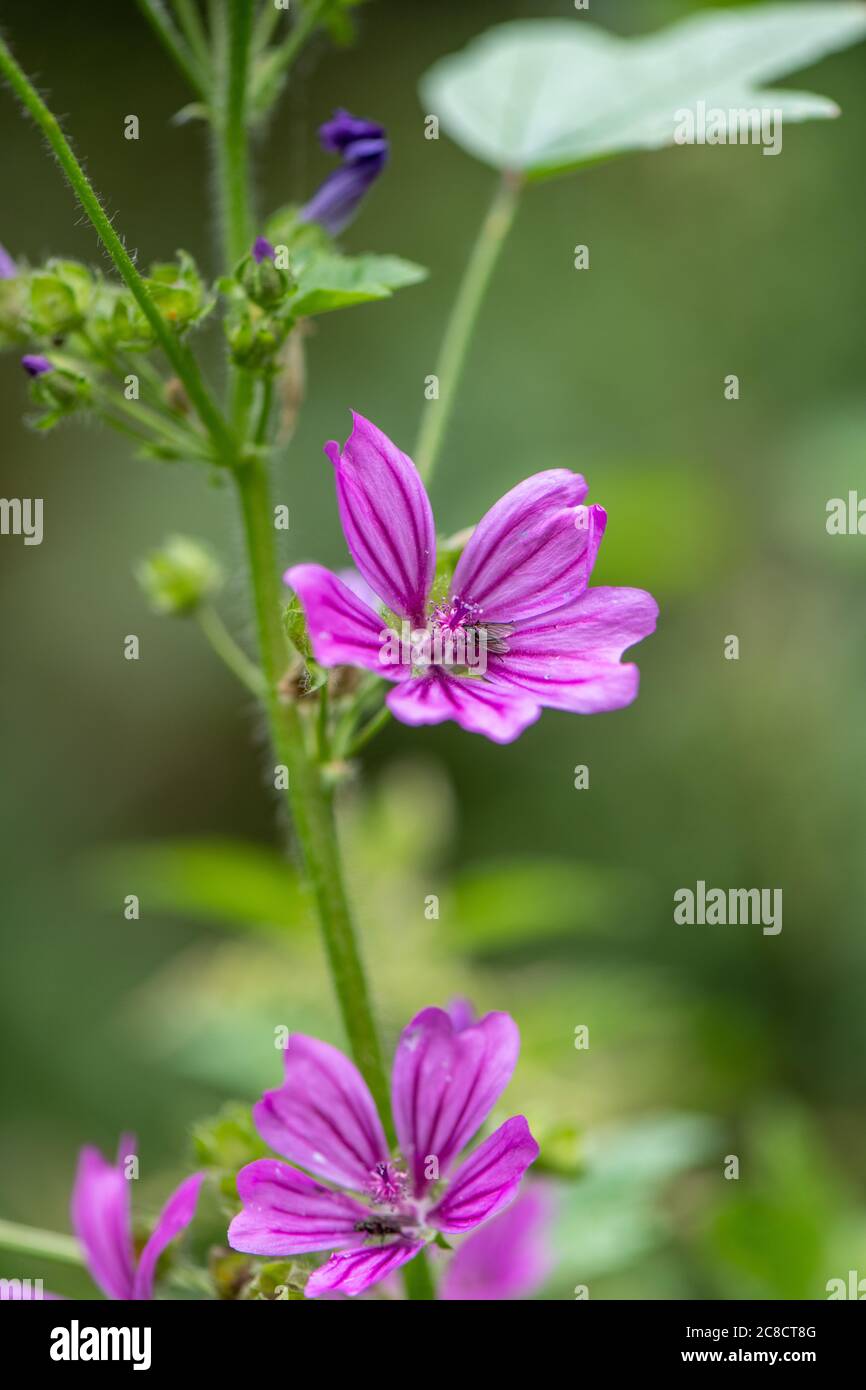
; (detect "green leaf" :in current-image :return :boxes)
[420,6,866,178]
[445,856,632,950]
[289,252,427,318]
[86,836,311,934]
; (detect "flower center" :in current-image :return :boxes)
[420,597,511,675]
[366,1160,407,1208]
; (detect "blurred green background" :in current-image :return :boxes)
[2,0,866,1299]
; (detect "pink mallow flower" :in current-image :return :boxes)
[71,1136,204,1300]
[285,413,658,744]
[228,1007,539,1298]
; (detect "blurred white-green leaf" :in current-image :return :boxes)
[420,6,866,178]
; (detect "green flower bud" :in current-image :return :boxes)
[26,361,92,429]
[137,535,223,616]
[238,252,293,309]
[0,277,27,346]
[28,260,93,336]
[144,251,213,333]
[225,299,293,371]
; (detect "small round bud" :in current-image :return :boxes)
[137,535,223,616]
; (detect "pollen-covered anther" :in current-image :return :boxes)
[367,1160,408,1208]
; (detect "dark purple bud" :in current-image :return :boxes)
[0,242,17,279]
[252,236,276,264]
[299,109,388,236]
[21,354,53,377]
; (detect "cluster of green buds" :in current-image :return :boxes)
[0,244,217,458]
[222,237,296,373]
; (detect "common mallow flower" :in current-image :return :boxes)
[71,1135,204,1300]
[285,413,658,744]
[228,1007,538,1298]
[21,353,53,377]
[0,242,17,279]
[299,110,388,236]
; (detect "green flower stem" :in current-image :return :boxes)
[233,456,394,1140]
[414,170,522,486]
[403,1248,436,1301]
[215,2,256,439]
[197,604,266,698]
[346,702,392,759]
[261,0,331,86]
[89,383,213,461]
[173,0,211,76]
[0,35,236,466]
[218,0,255,269]
[254,375,275,446]
[0,1218,83,1267]
[253,0,284,54]
[135,0,208,100]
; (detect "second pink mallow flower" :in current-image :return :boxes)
[286,413,658,743]
[228,1006,538,1298]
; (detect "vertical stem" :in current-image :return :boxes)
[233,459,394,1140]
[403,1249,436,1301]
[217,0,255,269]
[414,171,522,486]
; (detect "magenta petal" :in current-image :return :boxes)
[451,472,600,623]
[504,586,659,665]
[428,1116,539,1234]
[391,1007,520,1195]
[305,1240,423,1298]
[325,413,435,623]
[253,1034,389,1191]
[386,673,540,744]
[70,1137,137,1301]
[285,563,407,679]
[486,584,657,714]
[489,656,642,714]
[228,1160,373,1257]
[440,1185,553,1300]
[131,1172,204,1301]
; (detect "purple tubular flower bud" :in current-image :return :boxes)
[252,236,276,264]
[298,109,388,236]
[21,354,53,377]
[0,242,17,279]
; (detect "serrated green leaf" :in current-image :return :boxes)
[420,6,866,179]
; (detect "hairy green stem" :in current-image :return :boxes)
[255,0,330,99]
[197,604,266,697]
[218,0,255,268]
[136,0,208,99]
[414,171,522,485]
[173,0,211,75]
[0,1218,83,1267]
[215,3,256,438]
[0,35,235,463]
[233,459,393,1137]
